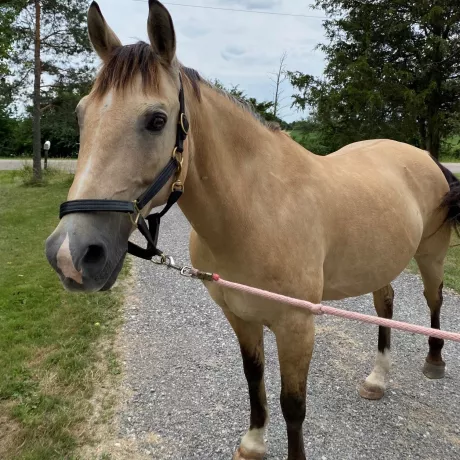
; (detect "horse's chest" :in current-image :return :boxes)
[221,287,286,325]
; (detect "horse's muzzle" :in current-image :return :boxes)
[45,212,130,292]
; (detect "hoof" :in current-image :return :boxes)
[233,447,265,460]
[359,381,385,400]
[423,360,446,379]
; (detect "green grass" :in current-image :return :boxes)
[441,135,460,162]
[439,155,460,163]
[0,170,127,459]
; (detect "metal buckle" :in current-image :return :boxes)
[180,266,195,277]
[129,200,141,227]
[172,147,183,165]
[150,254,215,282]
[180,113,189,135]
[172,147,184,178]
[172,180,184,192]
[152,253,168,266]
[151,254,183,272]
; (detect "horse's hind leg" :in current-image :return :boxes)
[221,308,268,460]
[415,248,448,379]
[359,284,394,400]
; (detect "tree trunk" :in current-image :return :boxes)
[273,70,281,118]
[427,114,441,159]
[425,23,444,161]
[32,0,42,181]
[417,117,427,150]
[272,52,287,118]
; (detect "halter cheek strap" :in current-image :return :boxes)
[58,74,189,260]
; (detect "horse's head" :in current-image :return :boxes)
[45,1,187,292]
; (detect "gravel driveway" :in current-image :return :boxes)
[117,206,460,459]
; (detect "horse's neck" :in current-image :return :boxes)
[179,86,317,250]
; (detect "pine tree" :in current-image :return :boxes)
[289,1,460,158]
[7,0,93,180]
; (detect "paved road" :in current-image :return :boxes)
[0,159,76,172]
[0,159,458,174]
[116,206,460,460]
[443,163,460,173]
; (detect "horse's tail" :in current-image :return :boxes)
[432,156,460,235]
[441,178,460,235]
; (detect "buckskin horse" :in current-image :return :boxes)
[45,1,460,459]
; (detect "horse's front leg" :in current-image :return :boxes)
[272,310,315,460]
[222,308,268,460]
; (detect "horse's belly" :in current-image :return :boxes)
[321,230,421,301]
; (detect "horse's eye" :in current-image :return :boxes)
[145,113,167,132]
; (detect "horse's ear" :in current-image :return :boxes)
[147,0,176,65]
[87,1,122,63]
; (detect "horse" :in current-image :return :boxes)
[45,2,460,459]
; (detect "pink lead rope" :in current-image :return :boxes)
[209,273,460,343]
[155,259,460,344]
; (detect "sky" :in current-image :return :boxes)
[93,0,328,121]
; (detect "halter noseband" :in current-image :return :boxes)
[59,75,189,261]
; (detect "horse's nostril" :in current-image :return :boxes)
[83,244,106,266]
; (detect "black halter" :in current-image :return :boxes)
[59,75,190,261]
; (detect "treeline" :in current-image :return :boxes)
[0,73,92,158]
[1,1,460,167]
[289,0,460,159]
[0,74,291,158]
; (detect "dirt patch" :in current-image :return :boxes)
[0,402,23,459]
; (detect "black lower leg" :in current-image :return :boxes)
[426,283,444,364]
[377,285,393,354]
[241,346,267,429]
[280,384,306,460]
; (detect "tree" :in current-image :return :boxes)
[7,0,93,180]
[288,1,460,159]
[0,2,21,75]
[212,79,289,128]
[0,78,17,156]
[269,51,288,119]
[40,68,93,158]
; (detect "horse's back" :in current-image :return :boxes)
[324,139,449,224]
[318,139,450,299]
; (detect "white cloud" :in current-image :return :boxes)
[219,0,282,10]
[91,0,327,121]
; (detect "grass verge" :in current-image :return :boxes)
[439,155,460,163]
[0,169,127,460]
